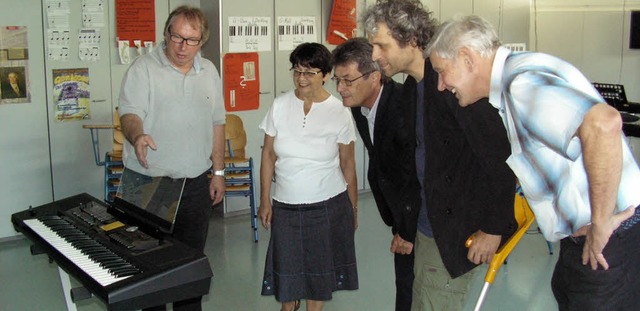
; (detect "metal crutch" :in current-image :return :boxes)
[465,193,536,311]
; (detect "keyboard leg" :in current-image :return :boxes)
[57,267,78,311]
[71,286,93,302]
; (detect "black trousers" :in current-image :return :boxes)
[144,171,214,311]
[551,220,640,311]
[394,251,415,311]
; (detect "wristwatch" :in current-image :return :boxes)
[213,169,225,177]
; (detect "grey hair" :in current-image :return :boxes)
[361,0,438,51]
[427,15,501,59]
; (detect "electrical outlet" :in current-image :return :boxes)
[503,43,527,52]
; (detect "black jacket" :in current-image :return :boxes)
[406,59,517,278]
[351,79,421,243]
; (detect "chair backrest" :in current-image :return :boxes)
[225,114,246,159]
[112,108,124,156]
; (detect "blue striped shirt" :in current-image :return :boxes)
[489,47,640,241]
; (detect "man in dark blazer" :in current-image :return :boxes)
[332,38,421,311]
[363,1,517,309]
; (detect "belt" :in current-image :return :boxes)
[619,204,640,231]
[565,206,640,245]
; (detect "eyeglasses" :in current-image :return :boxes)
[291,69,322,78]
[169,33,201,46]
[331,72,372,87]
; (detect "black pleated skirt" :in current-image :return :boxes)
[261,190,359,302]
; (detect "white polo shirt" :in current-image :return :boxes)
[119,43,225,178]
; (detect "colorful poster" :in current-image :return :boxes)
[0,25,30,104]
[326,0,357,45]
[53,68,91,121]
[223,53,260,111]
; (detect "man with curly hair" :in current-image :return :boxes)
[362,1,517,310]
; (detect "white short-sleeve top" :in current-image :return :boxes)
[259,90,357,204]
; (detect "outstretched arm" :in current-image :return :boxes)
[120,113,157,169]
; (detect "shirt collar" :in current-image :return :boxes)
[360,84,383,118]
[489,46,511,109]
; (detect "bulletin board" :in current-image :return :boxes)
[223,52,260,111]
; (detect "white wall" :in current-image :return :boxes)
[531,0,640,101]
[0,0,51,239]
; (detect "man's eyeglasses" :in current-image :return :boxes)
[331,72,373,87]
[291,69,322,78]
[169,33,201,46]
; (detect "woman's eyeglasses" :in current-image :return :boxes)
[291,69,322,78]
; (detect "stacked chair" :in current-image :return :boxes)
[83,108,124,202]
[221,114,259,242]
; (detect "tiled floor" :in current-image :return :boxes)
[0,191,559,310]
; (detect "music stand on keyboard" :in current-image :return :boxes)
[112,168,186,235]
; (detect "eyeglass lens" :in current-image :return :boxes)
[170,34,200,46]
[292,69,320,78]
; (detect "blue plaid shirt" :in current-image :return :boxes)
[489,47,640,241]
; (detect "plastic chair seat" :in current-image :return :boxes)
[226,184,252,191]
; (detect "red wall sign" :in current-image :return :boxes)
[223,53,260,111]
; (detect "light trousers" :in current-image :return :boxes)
[411,232,476,311]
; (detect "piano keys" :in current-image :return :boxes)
[23,216,138,287]
[11,193,213,311]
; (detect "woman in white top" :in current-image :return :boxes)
[259,42,359,311]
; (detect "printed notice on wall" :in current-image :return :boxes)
[326,0,357,45]
[277,16,316,51]
[82,0,106,28]
[0,26,31,104]
[53,68,91,121]
[223,53,260,111]
[228,17,271,52]
[45,0,71,61]
[116,0,155,46]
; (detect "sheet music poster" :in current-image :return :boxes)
[277,16,317,51]
[45,0,105,62]
[228,17,271,52]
